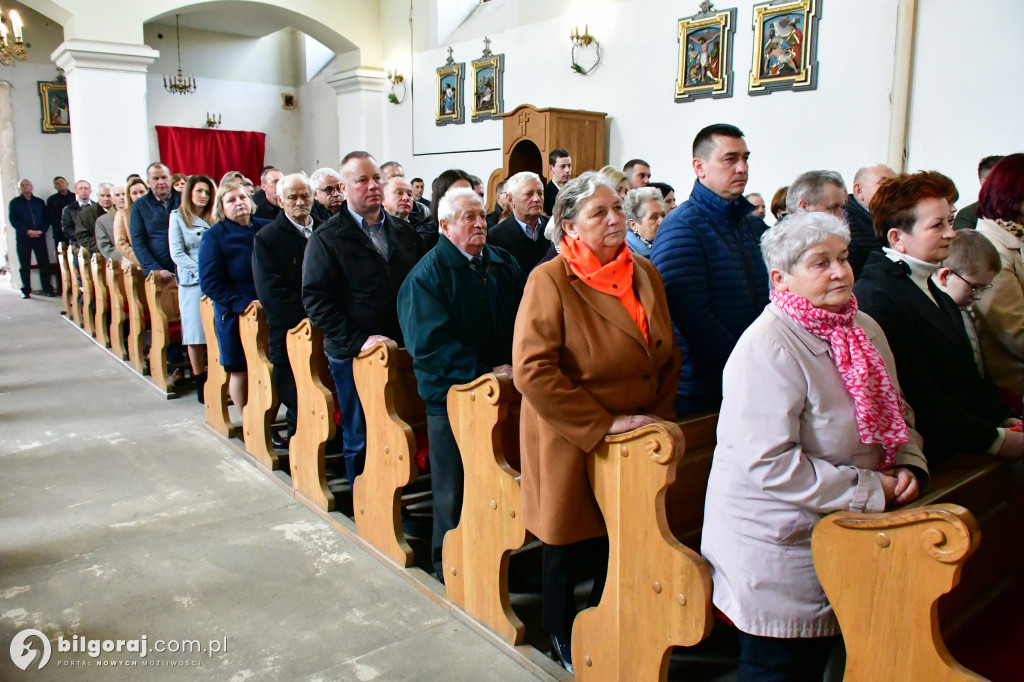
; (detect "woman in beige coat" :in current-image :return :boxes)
[972,153,1024,397]
[702,212,927,681]
[512,171,680,673]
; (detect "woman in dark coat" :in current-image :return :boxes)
[198,181,268,416]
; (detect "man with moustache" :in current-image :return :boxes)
[383,176,415,222]
[130,162,181,282]
[397,188,525,581]
[302,151,421,483]
[488,171,549,274]
[544,149,572,215]
[650,123,770,415]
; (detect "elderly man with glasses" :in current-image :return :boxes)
[310,167,345,223]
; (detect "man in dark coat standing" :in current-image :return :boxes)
[253,168,283,222]
[8,179,56,298]
[397,187,525,580]
[488,171,550,274]
[46,176,74,252]
[129,162,181,281]
[650,123,769,415]
[844,164,896,277]
[302,151,421,483]
[544,148,572,216]
[253,173,321,446]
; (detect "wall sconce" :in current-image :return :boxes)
[569,24,602,75]
[205,112,221,128]
[386,67,406,105]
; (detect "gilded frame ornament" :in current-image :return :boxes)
[748,0,820,96]
[38,81,70,134]
[436,47,465,126]
[470,39,504,122]
[675,3,737,103]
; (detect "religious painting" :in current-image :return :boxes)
[470,42,504,122]
[436,47,465,126]
[38,81,70,134]
[675,3,737,103]
[748,0,821,96]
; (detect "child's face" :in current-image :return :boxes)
[937,267,997,308]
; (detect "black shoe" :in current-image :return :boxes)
[45,291,58,297]
[194,373,207,404]
[550,634,573,674]
[22,292,30,299]
[271,431,290,450]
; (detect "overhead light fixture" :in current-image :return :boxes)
[0,7,27,67]
[163,15,196,95]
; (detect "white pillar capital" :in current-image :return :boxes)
[51,41,159,75]
[327,67,387,95]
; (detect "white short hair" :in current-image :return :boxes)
[760,212,851,277]
[505,171,542,198]
[437,187,483,223]
[276,172,313,197]
[97,182,113,193]
[309,167,340,189]
[786,170,846,213]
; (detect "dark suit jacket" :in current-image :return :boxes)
[488,214,551,274]
[844,195,881,278]
[854,252,1013,464]
[544,180,561,216]
[252,213,318,364]
[953,201,979,231]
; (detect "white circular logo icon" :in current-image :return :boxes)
[10,629,51,671]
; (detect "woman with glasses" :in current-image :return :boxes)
[854,171,1022,464]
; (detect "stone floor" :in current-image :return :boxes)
[0,279,547,681]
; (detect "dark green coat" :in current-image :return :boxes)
[397,235,525,414]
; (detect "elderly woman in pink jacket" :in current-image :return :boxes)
[701,211,928,681]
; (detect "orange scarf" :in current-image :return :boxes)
[561,236,649,344]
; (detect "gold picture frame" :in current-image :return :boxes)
[749,0,821,96]
[675,3,737,103]
[38,81,70,134]
[470,48,503,122]
[436,47,465,126]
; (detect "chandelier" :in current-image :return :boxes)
[0,8,27,67]
[163,15,196,95]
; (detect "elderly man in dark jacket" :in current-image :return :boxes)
[130,163,181,281]
[651,124,769,415]
[8,179,56,298]
[397,187,525,580]
[302,151,421,483]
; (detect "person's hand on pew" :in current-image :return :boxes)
[607,414,660,435]
[360,335,391,352]
[492,364,513,378]
[879,467,920,507]
[995,427,1024,460]
[155,269,174,283]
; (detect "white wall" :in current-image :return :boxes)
[297,57,343,171]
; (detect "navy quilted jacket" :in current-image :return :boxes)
[650,180,770,415]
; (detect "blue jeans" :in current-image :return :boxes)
[326,355,366,483]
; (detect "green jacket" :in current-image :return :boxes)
[397,235,525,414]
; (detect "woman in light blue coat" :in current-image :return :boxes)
[169,174,215,399]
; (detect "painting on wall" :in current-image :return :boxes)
[38,81,70,134]
[748,0,821,96]
[470,38,504,122]
[436,47,465,126]
[675,2,737,103]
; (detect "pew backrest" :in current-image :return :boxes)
[91,253,110,348]
[287,319,336,510]
[200,295,234,437]
[106,259,128,361]
[240,301,279,470]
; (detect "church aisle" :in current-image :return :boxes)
[0,282,542,681]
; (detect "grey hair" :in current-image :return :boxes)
[545,171,617,244]
[437,187,484,223]
[504,171,542,199]
[97,182,113,193]
[276,172,313,197]
[623,187,664,224]
[309,167,340,188]
[786,170,846,213]
[760,211,851,281]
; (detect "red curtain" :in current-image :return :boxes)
[155,126,266,184]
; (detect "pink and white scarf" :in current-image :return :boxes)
[770,290,908,470]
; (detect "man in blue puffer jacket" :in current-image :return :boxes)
[651,124,770,416]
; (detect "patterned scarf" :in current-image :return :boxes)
[770,289,908,470]
[561,236,649,344]
[995,218,1024,242]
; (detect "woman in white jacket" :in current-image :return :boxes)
[701,212,928,681]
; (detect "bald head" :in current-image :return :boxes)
[383,176,414,221]
[852,164,896,208]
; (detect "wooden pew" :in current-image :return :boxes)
[287,319,336,510]
[125,265,148,375]
[91,253,110,348]
[145,273,180,397]
[107,260,128,361]
[664,412,718,549]
[351,340,425,567]
[77,247,95,336]
[239,301,280,470]
[442,372,527,645]
[67,244,83,326]
[200,295,234,437]
[813,504,984,682]
[56,243,71,316]
[572,421,713,682]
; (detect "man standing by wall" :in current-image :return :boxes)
[544,149,572,215]
[9,179,56,298]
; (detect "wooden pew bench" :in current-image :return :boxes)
[239,301,282,470]
[200,295,234,438]
[56,243,72,316]
[77,247,95,336]
[66,244,83,326]
[145,272,182,397]
[107,259,128,360]
[91,253,110,348]
[124,265,148,375]
[287,319,337,511]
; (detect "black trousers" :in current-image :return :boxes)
[736,632,841,682]
[271,359,298,436]
[17,238,54,294]
[541,536,609,641]
[426,412,463,580]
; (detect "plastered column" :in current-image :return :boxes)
[327,67,387,162]
[1,80,18,283]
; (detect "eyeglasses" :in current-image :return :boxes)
[318,185,341,195]
[951,271,994,296]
